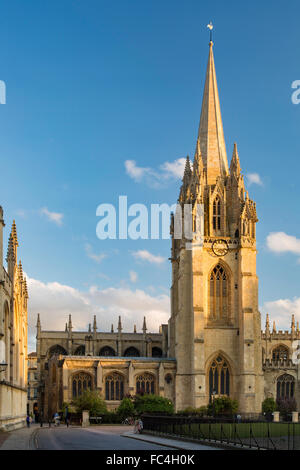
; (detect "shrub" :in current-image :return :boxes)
[262,397,277,414]
[207,396,238,416]
[134,394,174,415]
[117,398,135,420]
[72,390,107,416]
[177,406,208,416]
[276,397,297,419]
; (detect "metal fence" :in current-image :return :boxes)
[141,415,300,450]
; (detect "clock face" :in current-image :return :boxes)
[212,239,229,257]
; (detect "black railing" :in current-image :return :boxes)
[141,415,300,450]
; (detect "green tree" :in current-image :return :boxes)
[262,397,277,414]
[134,394,174,415]
[117,398,135,420]
[72,390,107,416]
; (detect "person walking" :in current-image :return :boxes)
[26,415,30,428]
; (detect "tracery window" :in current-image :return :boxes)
[124,347,140,357]
[213,197,221,231]
[72,372,92,398]
[272,346,289,361]
[276,374,295,400]
[74,345,85,356]
[48,344,68,358]
[99,346,116,356]
[152,347,163,358]
[209,265,229,320]
[209,356,230,398]
[105,373,124,401]
[136,373,155,395]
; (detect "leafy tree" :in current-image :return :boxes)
[117,398,135,420]
[72,390,107,416]
[262,397,277,414]
[177,406,208,416]
[134,394,174,415]
[207,396,238,416]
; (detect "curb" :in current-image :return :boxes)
[122,432,228,450]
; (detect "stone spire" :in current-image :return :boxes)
[118,316,122,333]
[265,314,270,332]
[68,314,73,332]
[93,315,97,332]
[230,142,241,176]
[142,316,147,334]
[18,260,23,281]
[197,40,228,185]
[272,321,277,334]
[182,156,192,185]
[36,313,41,337]
[291,314,296,333]
[111,324,114,333]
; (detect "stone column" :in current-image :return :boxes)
[292,411,299,423]
[273,411,280,422]
[82,410,89,427]
[62,363,69,403]
[158,362,164,397]
[96,361,103,397]
[128,361,135,397]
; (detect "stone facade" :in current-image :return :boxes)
[0,214,28,430]
[27,352,38,418]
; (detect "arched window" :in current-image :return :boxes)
[272,346,289,361]
[74,345,85,356]
[99,346,116,357]
[48,344,68,358]
[152,347,163,358]
[105,373,124,401]
[277,374,295,400]
[213,197,221,231]
[209,265,229,320]
[124,347,140,357]
[72,372,92,398]
[136,373,155,395]
[209,356,230,399]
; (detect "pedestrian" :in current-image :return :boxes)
[26,415,30,428]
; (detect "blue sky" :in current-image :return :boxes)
[0,0,299,347]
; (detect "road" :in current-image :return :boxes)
[35,425,175,450]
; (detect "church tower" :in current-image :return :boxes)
[169,39,264,413]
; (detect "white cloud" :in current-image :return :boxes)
[266,232,300,259]
[247,173,263,186]
[124,160,151,182]
[262,297,300,331]
[132,250,165,265]
[129,270,138,283]
[125,158,186,188]
[27,276,170,352]
[84,243,107,264]
[40,207,64,226]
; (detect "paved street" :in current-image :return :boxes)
[35,425,175,450]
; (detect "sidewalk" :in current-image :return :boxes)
[122,431,221,450]
[0,423,39,450]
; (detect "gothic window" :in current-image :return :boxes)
[276,374,295,400]
[48,344,68,358]
[213,197,221,231]
[209,356,230,399]
[124,347,140,357]
[105,373,124,401]
[152,347,163,358]
[72,372,92,398]
[272,346,289,361]
[209,265,229,320]
[99,346,116,357]
[136,373,155,395]
[74,345,85,356]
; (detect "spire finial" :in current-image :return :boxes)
[207,21,214,44]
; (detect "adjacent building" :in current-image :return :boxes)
[27,352,38,420]
[0,215,28,430]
